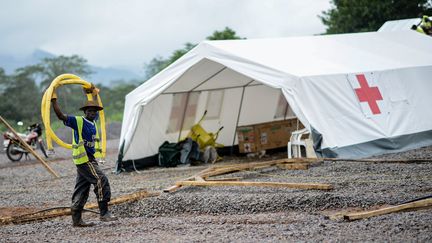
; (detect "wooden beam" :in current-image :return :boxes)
[0,190,159,225]
[175,180,333,190]
[163,185,182,193]
[162,173,199,193]
[0,116,59,178]
[343,198,432,221]
[199,158,317,178]
[164,159,322,193]
[206,177,243,181]
[277,163,309,170]
[197,166,218,174]
[194,176,205,182]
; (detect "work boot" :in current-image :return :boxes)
[98,201,118,222]
[100,211,118,222]
[71,209,95,227]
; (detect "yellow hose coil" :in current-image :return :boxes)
[41,74,106,158]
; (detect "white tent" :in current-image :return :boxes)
[118,30,432,165]
[378,18,420,32]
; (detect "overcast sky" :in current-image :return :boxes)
[0,0,331,73]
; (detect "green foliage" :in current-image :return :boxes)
[144,56,168,80]
[167,42,196,65]
[0,68,8,93]
[35,55,93,90]
[320,0,432,34]
[144,27,244,79]
[98,82,139,121]
[0,67,40,123]
[143,42,196,80]
[206,27,243,40]
[0,55,138,127]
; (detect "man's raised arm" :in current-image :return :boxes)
[51,94,67,121]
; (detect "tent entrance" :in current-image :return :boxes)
[163,86,301,155]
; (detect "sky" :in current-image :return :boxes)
[0,0,332,73]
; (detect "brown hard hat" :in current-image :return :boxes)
[79,100,103,111]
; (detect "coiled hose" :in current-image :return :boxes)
[41,74,106,158]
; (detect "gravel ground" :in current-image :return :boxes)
[0,140,431,242]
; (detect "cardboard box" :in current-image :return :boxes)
[237,119,303,153]
[236,126,257,153]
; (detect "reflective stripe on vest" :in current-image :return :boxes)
[93,120,102,158]
[72,116,102,165]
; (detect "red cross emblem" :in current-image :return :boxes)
[354,74,383,115]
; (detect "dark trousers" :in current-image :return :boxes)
[71,160,111,212]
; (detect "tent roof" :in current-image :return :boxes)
[128,30,432,102]
[200,30,432,77]
[378,18,420,32]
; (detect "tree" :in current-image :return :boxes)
[0,67,8,94]
[98,82,139,121]
[0,67,40,123]
[144,56,169,80]
[143,42,196,80]
[144,27,244,79]
[22,55,94,116]
[34,55,93,90]
[206,27,243,40]
[320,0,432,34]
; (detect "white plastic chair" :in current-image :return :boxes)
[287,128,316,159]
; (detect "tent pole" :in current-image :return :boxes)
[230,80,254,154]
[177,92,191,142]
[284,100,289,120]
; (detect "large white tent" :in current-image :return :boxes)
[117,30,432,166]
[378,18,420,32]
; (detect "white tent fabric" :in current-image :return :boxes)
[378,18,420,32]
[119,30,432,162]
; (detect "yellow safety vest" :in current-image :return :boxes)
[72,116,102,165]
[416,26,426,34]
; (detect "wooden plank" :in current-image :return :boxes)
[0,190,159,225]
[106,191,160,205]
[199,158,316,178]
[277,163,309,170]
[162,173,200,193]
[0,116,59,178]
[197,166,217,174]
[206,177,243,181]
[163,185,182,193]
[344,198,432,221]
[175,180,333,190]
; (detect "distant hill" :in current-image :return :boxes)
[0,49,143,86]
[0,49,54,73]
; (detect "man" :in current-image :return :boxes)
[51,92,117,227]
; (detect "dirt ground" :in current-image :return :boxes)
[0,139,431,242]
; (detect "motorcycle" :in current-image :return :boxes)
[3,123,48,162]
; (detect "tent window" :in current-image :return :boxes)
[167,92,200,133]
[205,90,224,119]
[274,92,295,119]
